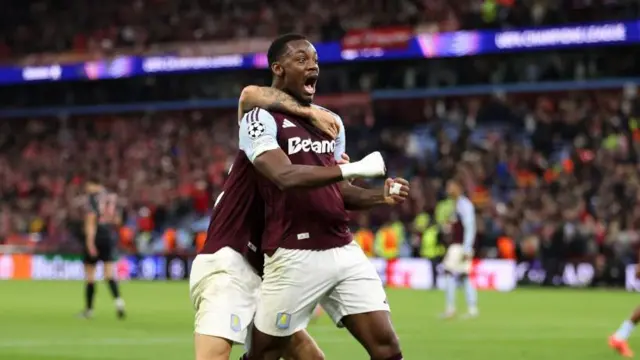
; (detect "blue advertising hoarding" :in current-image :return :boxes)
[0,21,635,86]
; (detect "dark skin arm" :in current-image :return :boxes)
[254,149,345,191]
[340,182,387,210]
[238,86,309,119]
[341,178,410,210]
[238,86,339,138]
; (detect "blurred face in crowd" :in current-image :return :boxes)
[446,180,462,198]
[272,39,319,104]
[85,181,101,193]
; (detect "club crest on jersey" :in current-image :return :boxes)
[230,314,241,332]
[275,312,291,329]
[287,137,335,155]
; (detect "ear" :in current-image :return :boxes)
[271,62,284,77]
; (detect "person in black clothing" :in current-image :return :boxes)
[80,176,126,319]
[539,222,566,286]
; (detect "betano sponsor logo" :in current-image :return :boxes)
[287,137,336,155]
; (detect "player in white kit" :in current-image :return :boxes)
[442,178,479,318]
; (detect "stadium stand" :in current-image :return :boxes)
[2,87,640,268]
[8,3,640,360]
[1,0,640,277]
[0,0,638,62]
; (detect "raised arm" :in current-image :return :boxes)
[240,108,384,191]
[331,119,409,210]
[340,182,387,210]
[238,86,339,139]
[340,178,410,210]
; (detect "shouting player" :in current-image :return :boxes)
[243,34,408,360]
[80,177,125,319]
[189,74,386,360]
[441,178,478,319]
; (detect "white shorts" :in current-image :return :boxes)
[189,247,262,344]
[254,241,390,337]
[443,244,472,274]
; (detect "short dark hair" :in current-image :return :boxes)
[267,33,307,68]
[448,177,462,187]
[85,174,101,185]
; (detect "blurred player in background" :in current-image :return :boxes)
[243,34,407,360]
[189,70,382,360]
[441,178,478,319]
[311,305,325,323]
[608,262,640,357]
[80,177,125,319]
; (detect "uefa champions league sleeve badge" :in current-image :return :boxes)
[248,120,265,139]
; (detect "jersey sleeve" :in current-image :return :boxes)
[239,108,280,163]
[334,115,346,162]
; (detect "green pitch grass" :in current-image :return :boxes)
[0,281,637,359]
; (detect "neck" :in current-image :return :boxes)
[271,80,311,105]
[271,79,289,95]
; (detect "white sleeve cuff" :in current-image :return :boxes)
[249,141,280,162]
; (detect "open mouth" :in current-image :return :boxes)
[303,74,318,95]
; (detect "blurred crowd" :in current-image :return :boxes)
[2,0,640,273]
[0,110,238,253]
[2,86,640,268]
[0,0,637,60]
[373,88,640,268]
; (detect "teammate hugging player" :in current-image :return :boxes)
[80,177,125,319]
[242,34,409,360]
[189,35,389,360]
[441,178,478,319]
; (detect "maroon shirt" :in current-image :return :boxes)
[199,151,264,272]
[239,108,351,254]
